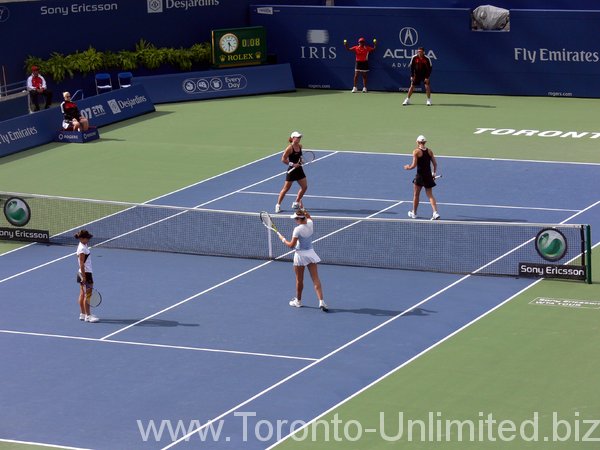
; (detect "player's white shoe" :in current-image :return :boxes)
[351,87,358,93]
[408,210,417,219]
[319,301,329,312]
[362,87,367,93]
[402,98,410,106]
[291,202,299,210]
[79,313,86,321]
[426,99,432,106]
[275,204,281,213]
[85,314,99,323]
[289,298,302,308]
[431,212,440,220]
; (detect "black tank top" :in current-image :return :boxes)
[416,148,432,177]
[289,146,302,164]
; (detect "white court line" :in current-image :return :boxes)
[0,151,340,287]
[0,329,316,362]
[241,191,580,212]
[0,438,91,450]
[163,200,599,449]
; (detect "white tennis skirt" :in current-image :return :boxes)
[293,249,322,266]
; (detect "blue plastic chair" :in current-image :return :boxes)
[95,73,112,95]
[118,72,133,88]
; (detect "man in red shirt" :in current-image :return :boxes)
[402,47,433,106]
[26,66,53,111]
[344,37,377,93]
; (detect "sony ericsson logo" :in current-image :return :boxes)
[535,228,568,262]
[399,27,418,47]
[3,197,31,227]
[0,6,10,23]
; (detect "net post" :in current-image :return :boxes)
[585,225,592,284]
[267,227,273,259]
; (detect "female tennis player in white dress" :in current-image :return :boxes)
[279,209,328,312]
[75,229,99,323]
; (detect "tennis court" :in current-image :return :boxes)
[1,91,599,450]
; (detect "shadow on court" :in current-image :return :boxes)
[96,318,200,327]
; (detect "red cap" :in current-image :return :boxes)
[358,37,366,43]
[31,65,39,72]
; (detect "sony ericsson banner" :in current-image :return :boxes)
[0,84,155,158]
[250,6,600,97]
[135,63,295,104]
[518,227,586,280]
[1,196,50,243]
[519,263,586,281]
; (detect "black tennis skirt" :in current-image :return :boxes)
[286,167,306,182]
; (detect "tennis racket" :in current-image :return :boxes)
[287,150,316,174]
[85,284,103,308]
[260,211,284,240]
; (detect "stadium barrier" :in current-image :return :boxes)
[0,84,155,158]
[250,6,600,97]
[134,63,296,104]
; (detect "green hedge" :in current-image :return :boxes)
[25,39,212,82]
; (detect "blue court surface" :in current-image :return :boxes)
[1,151,599,449]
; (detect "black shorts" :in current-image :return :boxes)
[77,272,94,285]
[413,174,436,189]
[355,61,369,72]
[411,74,429,85]
[286,167,306,182]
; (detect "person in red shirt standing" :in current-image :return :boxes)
[344,37,377,93]
[26,66,53,111]
[402,47,433,106]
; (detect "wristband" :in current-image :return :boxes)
[288,162,294,167]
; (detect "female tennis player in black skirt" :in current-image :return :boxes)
[275,131,308,214]
[404,135,440,220]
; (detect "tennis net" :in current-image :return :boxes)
[0,191,592,282]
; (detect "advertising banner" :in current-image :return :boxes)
[0,0,247,84]
[250,6,600,97]
[135,63,295,103]
[0,84,155,157]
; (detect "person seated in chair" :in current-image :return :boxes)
[60,91,89,132]
[27,66,53,111]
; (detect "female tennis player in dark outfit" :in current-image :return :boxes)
[75,229,99,323]
[279,209,328,312]
[404,135,440,220]
[275,131,307,214]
